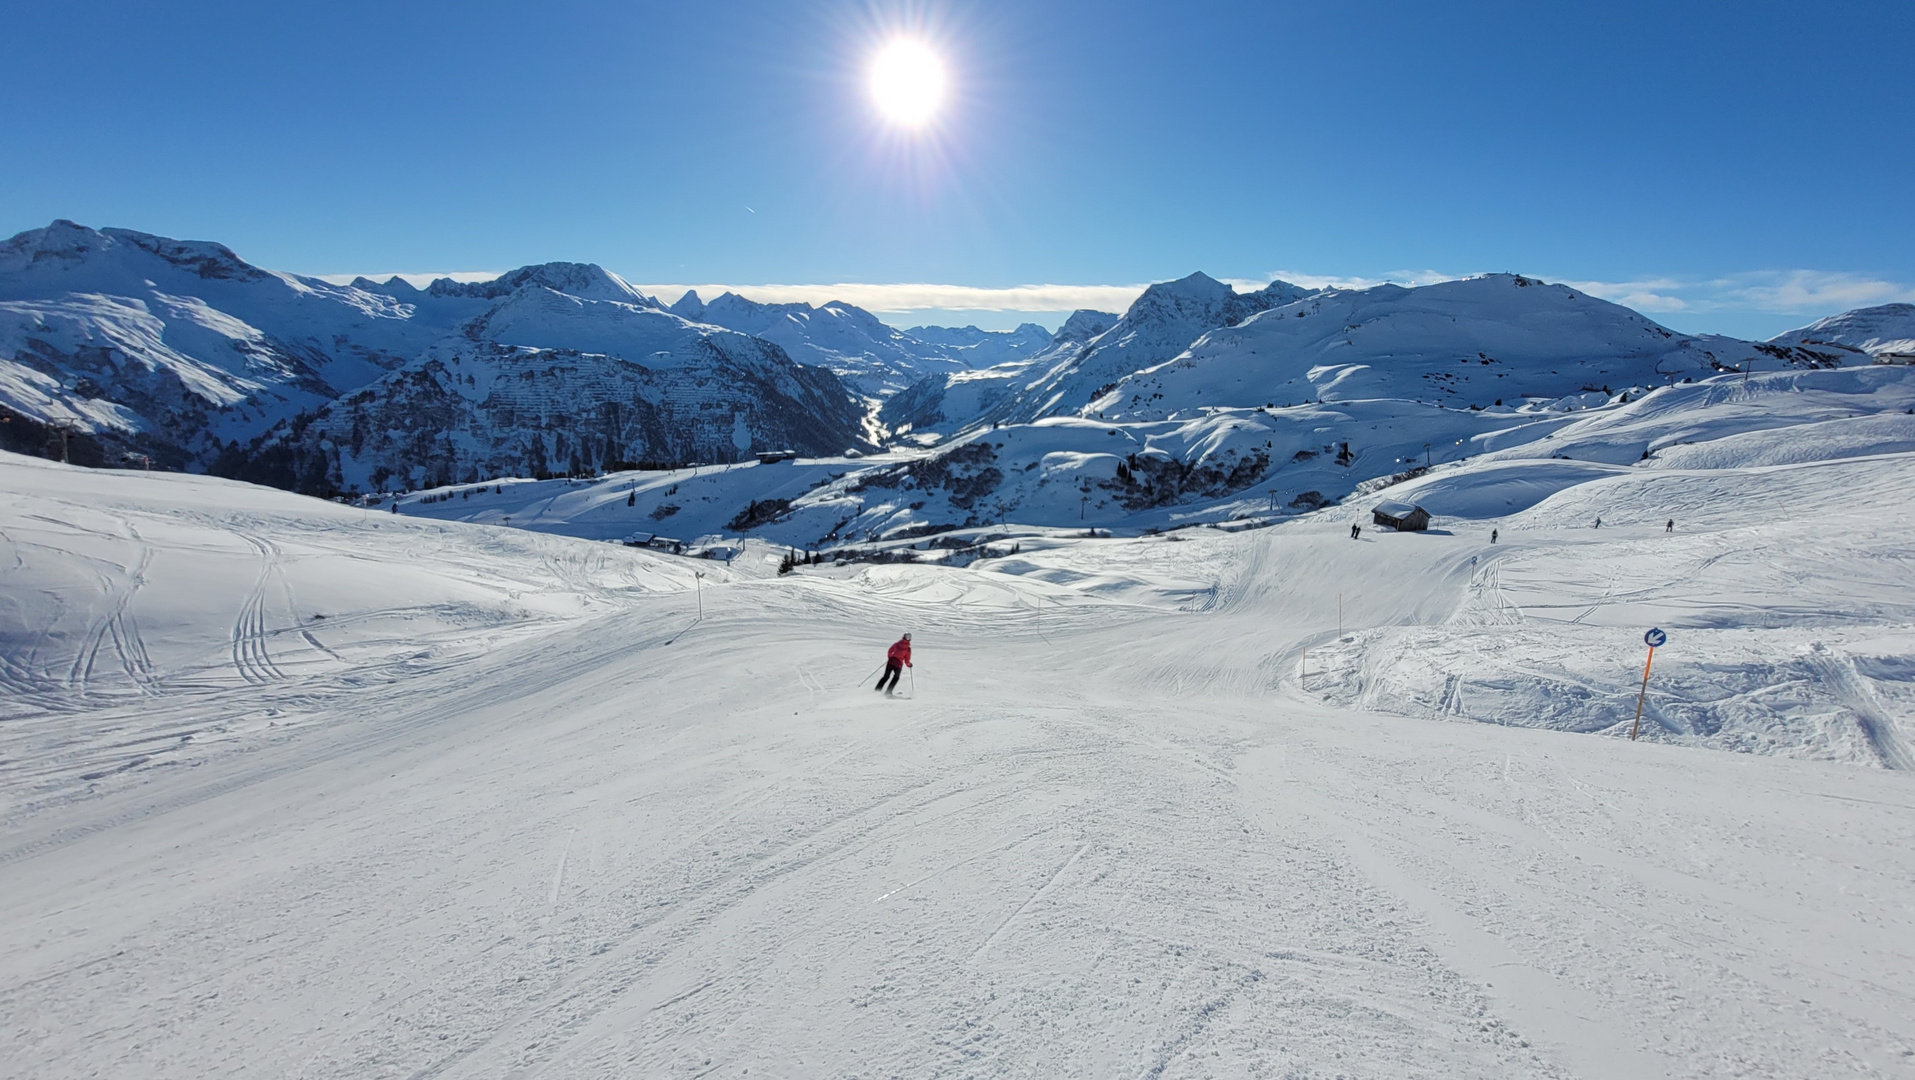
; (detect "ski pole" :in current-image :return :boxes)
[909,666,916,697]
[856,662,885,688]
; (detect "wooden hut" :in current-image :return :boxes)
[1372,500,1431,531]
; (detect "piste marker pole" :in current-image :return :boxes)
[1630,628,1667,741]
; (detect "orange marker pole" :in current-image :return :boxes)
[1629,645,1655,741]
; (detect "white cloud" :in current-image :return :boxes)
[631,282,1152,315]
[1556,277,1691,312]
[1558,270,1915,317]
[1706,270,1915,313]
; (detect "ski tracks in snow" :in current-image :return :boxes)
[1805,645,1915,770]
[229,532,286,685]
[64,527,158,698]
[970,842,1088,963]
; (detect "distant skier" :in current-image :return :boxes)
[1491,528,1498,544]
[1666,519,1674,533]
[875,633,912,695]
[1594,517,1601,529]
[1350,523,1361,540]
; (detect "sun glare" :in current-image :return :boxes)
[869,40,946,127]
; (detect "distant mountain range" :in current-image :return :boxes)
[667,290,971,401]
[0,221,1021,481]
[0,219,1897,519]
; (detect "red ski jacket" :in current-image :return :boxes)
[887,638,912,666]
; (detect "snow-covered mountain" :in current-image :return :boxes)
[668,290,965,401]
[240,286,874,492]
[0,222,875,482]
[808,275,1885,542]
[879,309,1121,440]
[1002,273,1317,424]
[880,273,1315,440]
[360,261,661,307]
[3,219,1899,538]
[0,221,492,466]
[1768,302,1915,361]
[1095,274,1803,421]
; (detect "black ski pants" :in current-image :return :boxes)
[876,661,903,692]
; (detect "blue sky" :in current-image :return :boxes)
[4,0,1910,336]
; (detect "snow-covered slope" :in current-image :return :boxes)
[4,439,1913,1079]
[1293,457,1915,765]
[1768,301,1915,361]
[670,290,966,401]
[0,450,704,793]
[239,288,874,493]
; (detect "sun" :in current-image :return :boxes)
[869,40,946,127]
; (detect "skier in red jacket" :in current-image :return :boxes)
[876,633,912,695]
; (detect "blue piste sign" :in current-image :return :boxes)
[1644,628,1667,648]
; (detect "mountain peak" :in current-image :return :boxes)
[427,262,653,306]
[1135,271,1231,306]
[1121,272,1316,332]
[670,289,707,319]
[0,219,268,283]
[1054,309,1120,344]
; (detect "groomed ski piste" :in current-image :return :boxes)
[4,367,1915,1078]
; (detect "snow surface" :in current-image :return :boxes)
[5,425,1913,1077]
